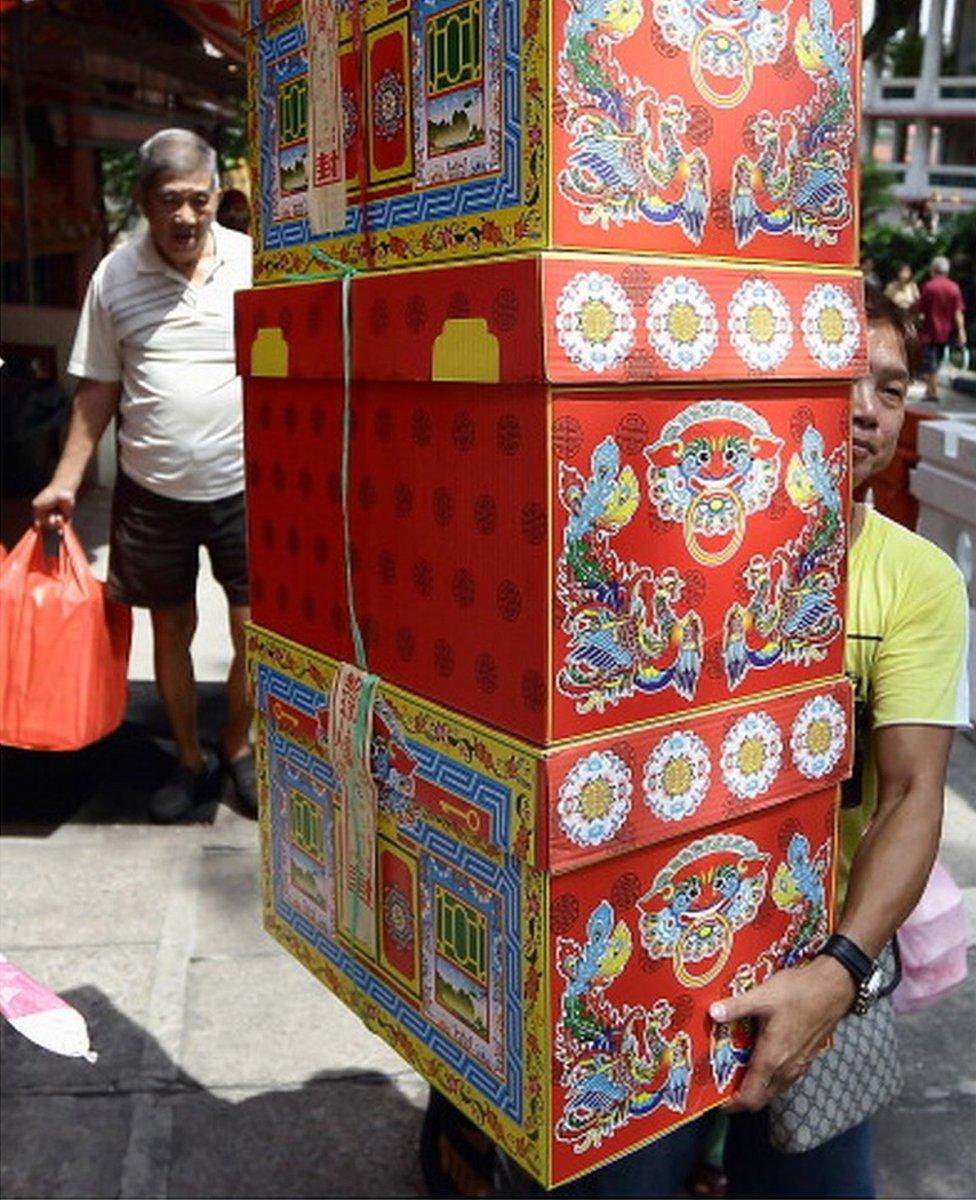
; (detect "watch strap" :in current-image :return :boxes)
[818,933,874,988]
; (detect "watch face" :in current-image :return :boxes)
[855,965,884,1015]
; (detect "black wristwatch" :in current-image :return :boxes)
[817,934,885,1016]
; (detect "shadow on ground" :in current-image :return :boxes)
[1,682,230,836]
[0,986,426,1199]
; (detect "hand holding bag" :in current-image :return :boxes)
[768,944,903,1153]
[0,525,131,750]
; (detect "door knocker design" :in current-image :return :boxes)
[644,400,783,566]
[651,0,791,109]
[637,833,770,987]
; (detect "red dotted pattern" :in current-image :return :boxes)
[246,377,548,741]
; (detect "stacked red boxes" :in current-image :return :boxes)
[240,0,862,1186]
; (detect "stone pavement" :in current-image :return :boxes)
[1,485,975,1199]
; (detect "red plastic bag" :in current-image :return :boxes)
[0,525,131,750]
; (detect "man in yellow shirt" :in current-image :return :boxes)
[422,289,969,1198]
[710,286,969,1198]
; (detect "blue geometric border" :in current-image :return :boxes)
[256,662,513,852]
[263,677,524,1122]
[255,10,522,252]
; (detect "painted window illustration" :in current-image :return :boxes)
[421,854,507,1077]
[434,886,489,1036]
[426,0,484,154]
[278,70,309,195]
[289,789,326,865]
[412,0,503,187]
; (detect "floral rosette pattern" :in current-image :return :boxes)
[555,272,637,373]
[643,730,712,822]
[382,883,415,952]
[373,68,406,141]
[720,711,783,799]
[646,276,719,372]
[727,277,793,371]
[557,750,633,848]
[801,283,860,370]
[790,693,847,779]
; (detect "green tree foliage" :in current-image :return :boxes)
[860,157,898,228]
[861,210,976,285]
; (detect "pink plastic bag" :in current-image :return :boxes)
[0,525,131,750]
[893,861,969,1014]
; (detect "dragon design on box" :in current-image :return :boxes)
[555,900,693,1151]
[557,436,704,714]
[730,0,855,247]
[556,0,711,241]
[722,424,844,690]
[709,831,830,1090]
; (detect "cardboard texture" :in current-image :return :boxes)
[234,255,867,385]
[242,366,851,745]
[250,623,846,1187]
[245,0,859,280]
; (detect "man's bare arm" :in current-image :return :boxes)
[32,378,121,527]
[710,722,953,1112]
[955,307,967,344]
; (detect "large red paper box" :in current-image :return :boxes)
[238,255,860,745]
[251,623,850,1188]
[246,0,859,281]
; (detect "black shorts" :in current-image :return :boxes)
[108,471,249,609]
[921,341,947,375]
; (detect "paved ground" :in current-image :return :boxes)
[2,372,975,1198]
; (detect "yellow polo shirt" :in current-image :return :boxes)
[839,509,969,903]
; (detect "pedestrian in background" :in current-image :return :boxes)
[32,128,256,823]
[217,187,251,235]
[884,262,919,314]
[917,255,967,401]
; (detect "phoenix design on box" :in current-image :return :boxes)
[555,900,692,1152]
[557,436,704,714]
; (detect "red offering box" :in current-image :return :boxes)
[251,624,848,1188]
[239,260,856,746]
[246,0,859,280]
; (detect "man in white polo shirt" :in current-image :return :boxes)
[33,128,255,822]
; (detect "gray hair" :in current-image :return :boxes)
[137,129,218,191]
[931,255,951,276]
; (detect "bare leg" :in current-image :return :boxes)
[924,370,939,399]
[222,604,253,762]
[151,602,203,771]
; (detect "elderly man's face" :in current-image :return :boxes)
[851,320,910,491]
[140,169,220,270]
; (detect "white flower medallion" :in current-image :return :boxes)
[555,272,637,373]
[801,283,860,370]
[720,711,783,800]
[557,750,633,847]
[728,277,793,371]
[646,276,719,372]
[643,730,712,822]
[790,694,847,779]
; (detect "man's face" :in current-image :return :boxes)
[140,169,220,269]
[851,320,910,491]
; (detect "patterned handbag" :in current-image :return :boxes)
[768,946,902,1154]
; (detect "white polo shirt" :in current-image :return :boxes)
[68,223,253,502]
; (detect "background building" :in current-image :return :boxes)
[863,0,976,222]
